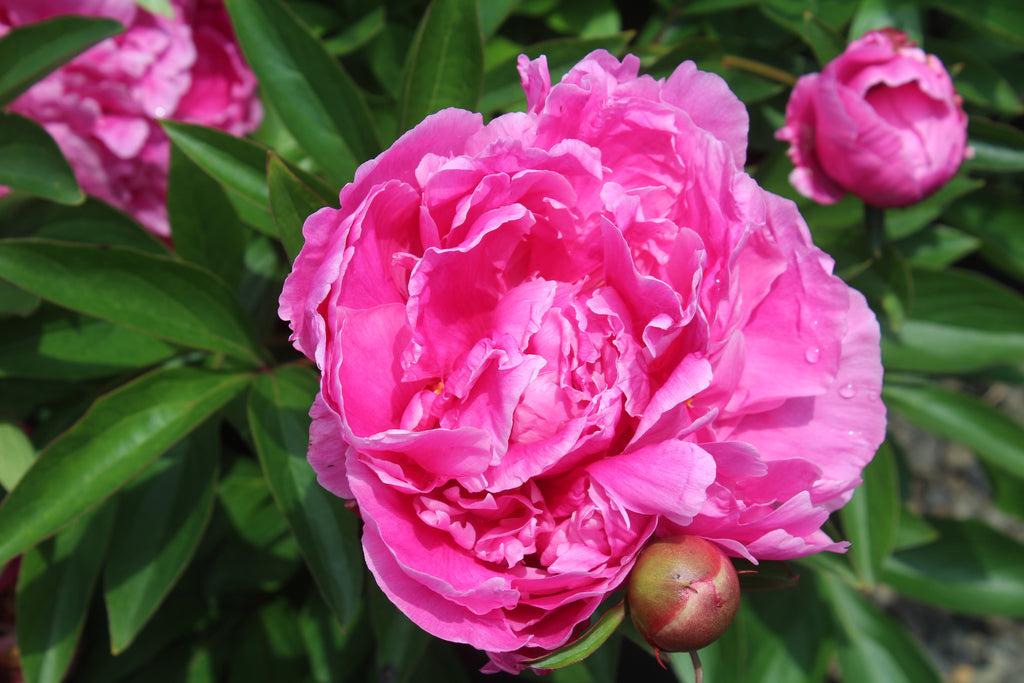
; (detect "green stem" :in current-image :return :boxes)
[720,54,798,86]
[691,650,704,683]
[864,203,886,259]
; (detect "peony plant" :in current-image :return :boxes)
[280,49,885,671]
[0,2,1022,682]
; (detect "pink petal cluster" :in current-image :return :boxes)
[0,0,262,236]
[280,50,885,672]
[776,28,968,208]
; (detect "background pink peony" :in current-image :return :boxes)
[279,50,886,672]
[776,28,968,208]
[0,0,262,237]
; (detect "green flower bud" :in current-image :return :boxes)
[626,535,740,654]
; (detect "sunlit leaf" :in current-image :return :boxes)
[401,0,485,132]
[0,366,251,565]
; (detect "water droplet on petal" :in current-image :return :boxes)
[805,347,821,363]
[154,106,167,118]
[838,383,856,399]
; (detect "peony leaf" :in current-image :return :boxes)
[944,186,1024,281]
[0,419,35,492]
[964,118,1024,172]
[298,595,374,683]
[248,366,365,628]
[0,366,252,566]
[132,0,174,17]
[524,601,626,670]
[0,307,180,381]
[928,0,1024,47]
[267,152,333,263]
[883,381,1024,479]
[0,112,82,205]
[733,559,800,591]
[168,142,246,289]
[0,197,169,254]
[103,429,219,653]
[161,120,336,237]
[894,224,980,269]
[0,16,123,107]
[368,583,432,683]
[224,0,380,186]
[848,0,924,43]
[818,573,943,683]
[883,518,1024,617]
[400,0,485,132]
[0,239,265,365]
[881,267,1024,373]
[840,440,900,588]
[16,500,117,683]
[203,458,302,597]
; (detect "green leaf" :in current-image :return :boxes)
[133,0,174,17]
[248,366,364,627]
[733,559,801,592]
[299,596,373,683]
[884,175,983,241]
[848,0,923,43]
[841,441,900,587]
[0,419,35,492]
[224,0,380,186]
[103,429,219,653]
[17,500,117,683]
[881,267,1024,373]
[893,506,938,550]
[936,48,1024,117]
[0,196,169,254]
[204,458,302,596]
[401,0,485,132]
[369,582,431,683]
[818,573,943,683]
[267,153,333,263]
[883,382,1024,479]
[730,575,836,683]
[168,142,246,288]
[161,120,335,237]
[0,307,179,381]
[944,187,1024,281]
[0,366,251,565]
[0,16,123,107]
[894,224,979,269]
[801,10,845,65]
[479,0,519,37]
[227,598,312,682]
[927,0,1024,46]
[964,118,1024,172]
[883,518,1024,617]
[0,239,265,365]
[0,112,82,204]
[524,601,625,670]
[321,6,385,56]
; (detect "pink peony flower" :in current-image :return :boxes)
[0,0,262,237]
[279,50,885,672]
[776,28,968,208]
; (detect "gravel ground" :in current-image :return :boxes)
[885,384,1024,683]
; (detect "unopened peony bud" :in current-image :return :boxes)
[626,536,740,653]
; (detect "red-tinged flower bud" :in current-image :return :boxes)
[626,536,740,653]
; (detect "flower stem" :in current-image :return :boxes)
[720,55,798,86]
[864,204,885,259]
[690,650,704,683]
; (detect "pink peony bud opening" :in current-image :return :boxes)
[626,535,740,654]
